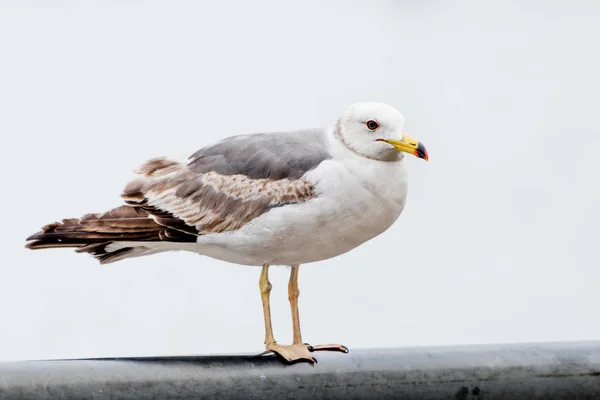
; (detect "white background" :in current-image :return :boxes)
[1,1,598,362]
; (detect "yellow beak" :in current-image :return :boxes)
[378,134,429,161]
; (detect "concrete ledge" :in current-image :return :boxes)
[0,341,599,399]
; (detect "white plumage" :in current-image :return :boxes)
[107,102,413,265]
[194,139,409,266]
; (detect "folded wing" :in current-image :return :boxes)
[26,129,331,263]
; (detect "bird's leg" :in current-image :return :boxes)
[288,264,349,355]
[259,264,315,364]
[288,264,303,345]
[259,264,348,364]
[259,264,276,347]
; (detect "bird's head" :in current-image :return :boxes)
[335,102,428,162]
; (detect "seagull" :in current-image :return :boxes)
[25,102,428,364]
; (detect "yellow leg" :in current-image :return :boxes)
[259,264,276,346]
[259,264,315,363]
[288,264,303,345]
[287,264,349,355]
[259,264,349,364]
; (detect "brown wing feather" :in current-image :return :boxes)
[121,157,315,235]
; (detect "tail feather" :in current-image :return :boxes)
[25,205,196,264]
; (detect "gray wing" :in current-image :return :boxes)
[188,129,331,180]
[122,129,331,236]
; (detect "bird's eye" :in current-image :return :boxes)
[366,120,380,131]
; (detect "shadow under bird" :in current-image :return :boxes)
[25,102,428,364]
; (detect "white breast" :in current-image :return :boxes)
[195,154,409,266]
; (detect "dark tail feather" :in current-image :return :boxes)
[25,206,159,247]
[25,206,194,264]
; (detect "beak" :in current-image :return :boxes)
[377,134,429,161]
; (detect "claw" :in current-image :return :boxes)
[308,344,349,353]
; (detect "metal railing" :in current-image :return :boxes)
[1,341,599,399]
